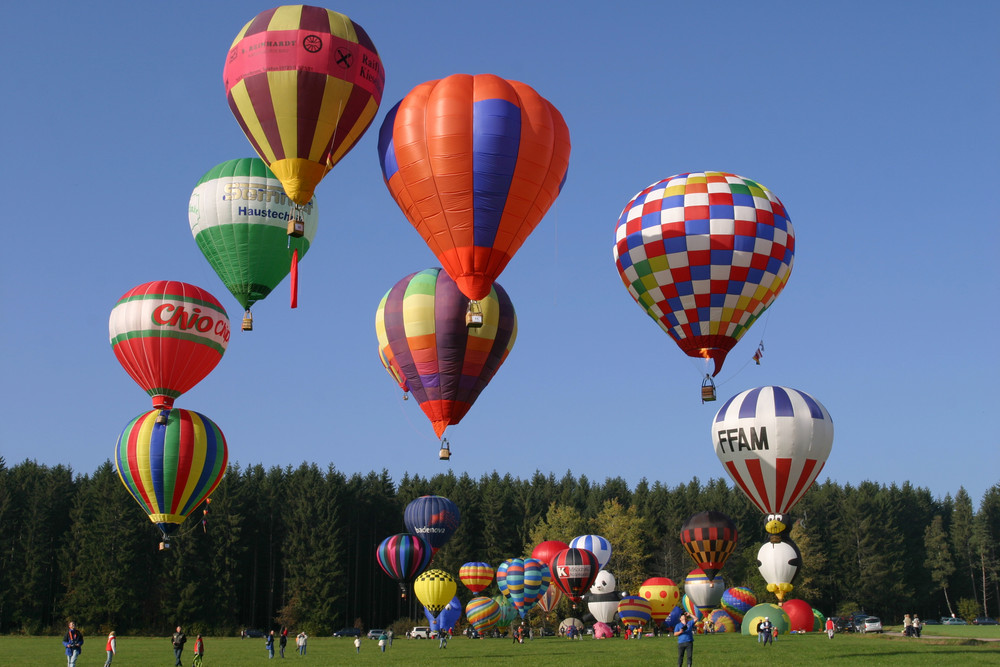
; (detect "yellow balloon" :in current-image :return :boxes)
[413,569,457,613]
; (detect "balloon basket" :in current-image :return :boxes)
[465,300,484,328]
[701,376,716,403]
[242,310,253,331]
[287,217,305,238]
[155,410,169,425]
[439,439,452,461]
[158,540,171,551]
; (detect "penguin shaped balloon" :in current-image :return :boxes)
[756,514,801,602]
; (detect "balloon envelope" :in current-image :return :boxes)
[465,596,501,634]
[618,595,652,628]
[782,598,814,632]
[224,5,384,205]
[376,268,517,438]
[757,539,800,601]
[536,582,563,612]
[593,621,613,639]
[638,577,680,622]
[721,586,757,624]
[532,540,569,569]
[569,535,612,570]
[590,569,617,594]
[713,386,834,515]
[550,548,600,601]
[587,591,620,624]
[114,408,228,537]
[109,281,230,409]
[741,603,790,636]
[376,533,431,586]
[404,495,461,555]
[414,569,458,616]
[460,562,494,594]
[613,172,794,376]
[707,609,737,633]
[378,73,571,301]
[680,511,738,581]
[684,569,725,613]
[189,158,317,312]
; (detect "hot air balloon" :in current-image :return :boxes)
[707,609,737,633]
[613,172,795,386]
[712,386,834,516]
[679,594,701,621]
[721,586,757,625]
[223,5,384,208]
[684,569,725,615]
[110,281,230,410]
[494,594,516,630]
[377,73,571,317]
[782,598,815,633]
[189,158,318,329]
[757,537,801,603]
[459,562,494,594]
[414,569,458,619]
[375,268,517,445]
[496,558,512,599]
[680,511,739,581]
[404,495,461,556]
[638,577,680,624]
[426,595,462,632]
[504,559,526,615]
[550,548,600,602]
[590,569,617,595]
[569,535,612,570]
[741,603,790,636]
[114,408,228,546]
[465,596,501,634]
[587,591,620,624]
[520,558,550,617]
[536,583,563,612]
[618,595,653,629]
[376,533,432,596]
[531,540,569,570]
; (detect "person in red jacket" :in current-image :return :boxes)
[825,617,835,639]
[104,631,116,666]
[193,634,205,667]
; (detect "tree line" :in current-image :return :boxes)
[0,456,996,636]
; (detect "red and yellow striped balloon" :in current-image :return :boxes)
[459,562,494,594]
[114,408,228,538]
[224,5,384,205]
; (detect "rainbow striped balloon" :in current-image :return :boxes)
[115,408,228,538]
[680,594,702,620]
[376,533,431,587]
[707,609,737,632]
[465,596,501,634]
[460,562,494,594]
[521,558,550,616]
[721,586,757,623]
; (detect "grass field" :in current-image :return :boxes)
[3,628,997,667]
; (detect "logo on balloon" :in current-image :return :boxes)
[303,35,323,53]
[152,304,231,343]
[716,427,770,453]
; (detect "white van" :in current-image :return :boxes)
[410,626,434,639]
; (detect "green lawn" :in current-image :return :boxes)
[3,630,997,666]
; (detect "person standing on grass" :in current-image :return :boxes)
[674,612,695,667]
[266,630,275,659]
[354,635,361,653]
[297,631,308,655]
[192,634,204,667]
[104,631,116,666]
[63,621,84,667]
[825,617,835,639]
[279,629,287,658]
[172,626,187,666]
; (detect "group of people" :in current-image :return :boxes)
[170,627,204,666]
[755,617,777,645]
[903,614,922,637]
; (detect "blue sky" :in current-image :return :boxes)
[2,1,997,508]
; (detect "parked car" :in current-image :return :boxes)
[940,617,968,625]
[410,626,434,639]
[835,616,857,633]
[861,617,883,633]
[922,618,941,625]
[367,629,385,639]
[973,617,998,625]
[244,628,264,638]
[333,628,362,637]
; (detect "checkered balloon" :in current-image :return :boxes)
[613,172,794,376]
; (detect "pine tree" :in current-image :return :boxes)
[924,515,955,616]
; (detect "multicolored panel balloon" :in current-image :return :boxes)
[378,73,571,301]
[496,558,512,598]
[679,511,738,581]
[568,534,612,570]
[713,386,834,515]
[110,281,230,409]
[680,594,701,620]
[550,548,600,601]
[375,268,517,438]
[638,577,680,622]
[684,569,725,613]
[404,495,461,555]
[223,5,384,205]
[707,609,737,633]
[536,583,563,612]
[521,558,550,616]
[114,408,228,538]
[617,595,653,628]
[720,586,757,624]
[505,559,526,615]
[465,596,501,634]
[376,533,431,586]
[413,569,458,615]
[494,594,516,628]
[459,562,494,594]
[613,172,794,376]
[189,158,317,311]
